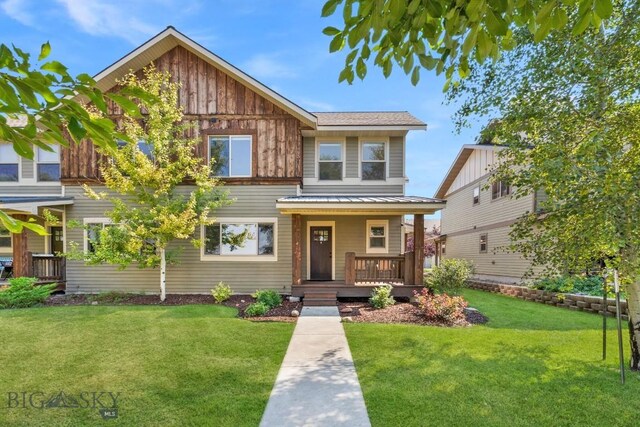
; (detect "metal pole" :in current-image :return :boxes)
[602,271,607,361]
[614,269,625,384]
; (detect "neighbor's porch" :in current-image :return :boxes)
[276,195,445,300]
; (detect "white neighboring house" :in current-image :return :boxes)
[434,144,544,284]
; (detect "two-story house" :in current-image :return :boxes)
[1,27,444,303]
[434,143,543,283]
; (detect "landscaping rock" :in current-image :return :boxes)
[289,296,301,303]
[342,316,353,323]
[291,310,300,317]
[91,301,98,305]
[340,307,353,314]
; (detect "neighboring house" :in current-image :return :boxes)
[1,27,445,300]
[434,144,543,284]
[402,218,440,268]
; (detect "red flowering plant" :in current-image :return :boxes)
[413,288,468,325]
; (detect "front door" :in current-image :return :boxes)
[310,226,332,280]
[50,226,63,254]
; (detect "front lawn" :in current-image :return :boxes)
[346,289,640,427]
[0,305,294,426]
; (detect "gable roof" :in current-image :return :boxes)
[313,111,425,128]
[434,144,499,199]
[92,26,317,127]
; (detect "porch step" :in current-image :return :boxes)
[303,291,337,306]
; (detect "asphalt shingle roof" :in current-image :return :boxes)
[312,111,425,127]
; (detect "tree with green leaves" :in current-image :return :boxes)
[74,66,232,301]
[448,1,640,369]
[322,0,614,88]
[0,42,144,234]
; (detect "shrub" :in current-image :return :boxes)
[0,277,56,309]
[531,276,609,297]
[211,282,232,303]
[369,284,395,309]
[90,291,131,304]
[426,258,474,294]
[413,288,468,324]
[253,289,282,309]
[245,302,269,317]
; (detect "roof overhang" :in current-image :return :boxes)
[92,27,317,127]
[276,196,445,215]
[0,197,74,215]
[313,125,426,132]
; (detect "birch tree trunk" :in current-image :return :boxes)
[627,280,640,370]
[160,247,166,302]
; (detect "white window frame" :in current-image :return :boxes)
[83,217,113,253]
[207,135,253,178]
[35,144,61,184]
[479,233,488,253]
[0,143,21,185]
[366,219,389,254]
[491,181,511,200]
[200,217,278,262]
[359,138,389,181]
[316,138,345,181]
[306,220,336,280]
[473,186,480,205]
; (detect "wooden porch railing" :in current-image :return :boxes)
[27,252,66,283]
[345,252,415,285]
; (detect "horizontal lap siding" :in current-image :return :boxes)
[302,185,404,195]
[21,159,34,179]
[0,186,62,196]
[64,185,297,295]
[303,137,315,178]
[301,215,402,281]
[345,137,358,178]
[388,137,403,178]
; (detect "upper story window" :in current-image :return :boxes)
[366,219,388,254]
[491,181,511,200]
[209,135,252,177]
[117,139,155,161]
[473,186,480,205]
[318,142,343,180]
[37,145,60,182]
[202,219,277,261]
[361,142,386,180]
[479,233,488,253]
[0,144,19,182]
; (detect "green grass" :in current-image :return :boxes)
[0,305,294,426]
[345,289,640,427]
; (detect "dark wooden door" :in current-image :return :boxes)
[50,226,64,254]
[310,226,332,280]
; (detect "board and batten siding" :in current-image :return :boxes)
[301,215,402,281]
[448,148,499,195]
[64,185,297,294]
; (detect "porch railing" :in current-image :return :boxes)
[345,252,415,285]
[27,252,66,283]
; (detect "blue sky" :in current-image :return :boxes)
[1,0,481,200]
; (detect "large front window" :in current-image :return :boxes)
[361,142,386,180]
[318,142,343,180]
[209,135,252,177]
[203,219,276,260]
[37,145,60,182]
[0,144,19,182]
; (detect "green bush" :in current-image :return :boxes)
[532,276,609,297]
[426,258,474,294]
[90,291,131,303]
[369,284,395,309]
[253,289,282,309]
[0,277,56,309]
[245,302,269,317]
[211,282,232,303]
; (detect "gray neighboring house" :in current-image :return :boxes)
[434,144,544,283]
[1,27,445,301]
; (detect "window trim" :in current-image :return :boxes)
[200,217,278,262]
[358,138,389,181]
[479,233,488,253]
[208,134,254,178]
[0,143,21,185]
[82,217,113,253]
[491,181,511,200]
[36,144,61,183]
[316,138,346,181]
[473,186,480,205]
[365,219,389,254]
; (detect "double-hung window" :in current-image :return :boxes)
[318,142,343,180]
[0,144,19,182]
[473,186,480,205]
[209,135,252,177]
[491,181,511,200]
[479,233,488,253]
[361,141,386,180]
[84,219,113,253]
[37,145,60,182]
[366,220,388,254]
[203,219,277,260]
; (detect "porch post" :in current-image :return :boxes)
[12,214,30,277]
[414,214,424,286]
[292,214,302,286]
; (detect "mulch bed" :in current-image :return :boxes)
[44,293,301,322]
[337,301,488,327]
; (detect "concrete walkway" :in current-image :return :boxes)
[260,306,371,427]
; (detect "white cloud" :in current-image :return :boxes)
[55,0,158,44]
[242,53,297,80]
[1,0,34,26]
[296,97,335,112]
